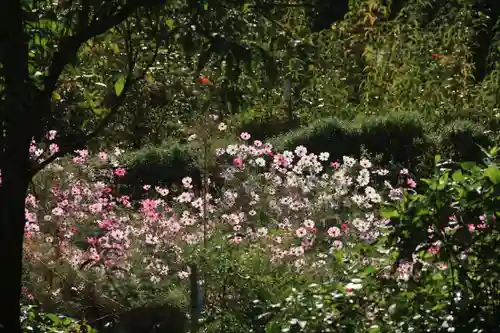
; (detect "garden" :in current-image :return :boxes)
[1,0,500,333]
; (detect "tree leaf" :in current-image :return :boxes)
[452,169,464,182]
[380,207,399,219]
[484,165,500,184]
[165,18,175,29]
[52,91,61,101]
[44,313,60,323]
[114,76,126,96]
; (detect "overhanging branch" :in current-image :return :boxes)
[42,0,165,100]
[31,24,164,176]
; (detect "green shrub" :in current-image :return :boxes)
[438,119,494,162]
[272,112,430,168]
[272,117,359,158]
[273,112,493,174]
[117,114,495,190]
[118,142,202,198]
[232,107,300,140]
[358,112,431,169]
[380,148,500,333]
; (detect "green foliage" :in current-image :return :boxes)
[438,119,495,162]
[272,117,358,158]
[21,306,97,333]
[113,111,495,191]
[262,280,373,333]
[382,147,500,332]
[118,142,202,197]
[358,112,430,169]
[195,236,306,333]
[272,112,493,173]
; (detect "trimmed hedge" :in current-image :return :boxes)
[438,120,494,163]
[117,142,202,199]
[271,117,361,158]
[119,113,496,189]
[272,113,494,172]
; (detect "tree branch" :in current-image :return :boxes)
[42,0,164,100]
[31,24,164,176]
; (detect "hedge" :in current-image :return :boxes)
[272,113,494,171]
[119,113,496,189]
[117,142,202,199]
[437,120,494,163]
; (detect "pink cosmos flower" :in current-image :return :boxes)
[114,168,126,177]
[240,132,251,140]
[327,227,341,238]
[330,161,340,168]
[295,227,307,238]
[428,246,440,255]
[49,143,59,155]
[233,157,243,169]
[332,240,343,250]
[98,152,108,161]
[406,178,417,188]
[48,130,57,140]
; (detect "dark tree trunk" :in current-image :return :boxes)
[0,0,34,331]
[0,131,32,333]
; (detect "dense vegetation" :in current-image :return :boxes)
[1,0,500,332]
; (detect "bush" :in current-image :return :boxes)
[109,113,496,193]
[272,117,360,158]
[358,112,431,169]
[438,119,494,162]
[118,142,202,199]
[272,112,431,168]
[379,148,500,333]
[232,106,301,141]
[273,112,493,175]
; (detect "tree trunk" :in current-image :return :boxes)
[0,128,32,333]
[0,0,34,329]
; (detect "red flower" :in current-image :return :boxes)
[199,77,213,86]
[431,53,441,59]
